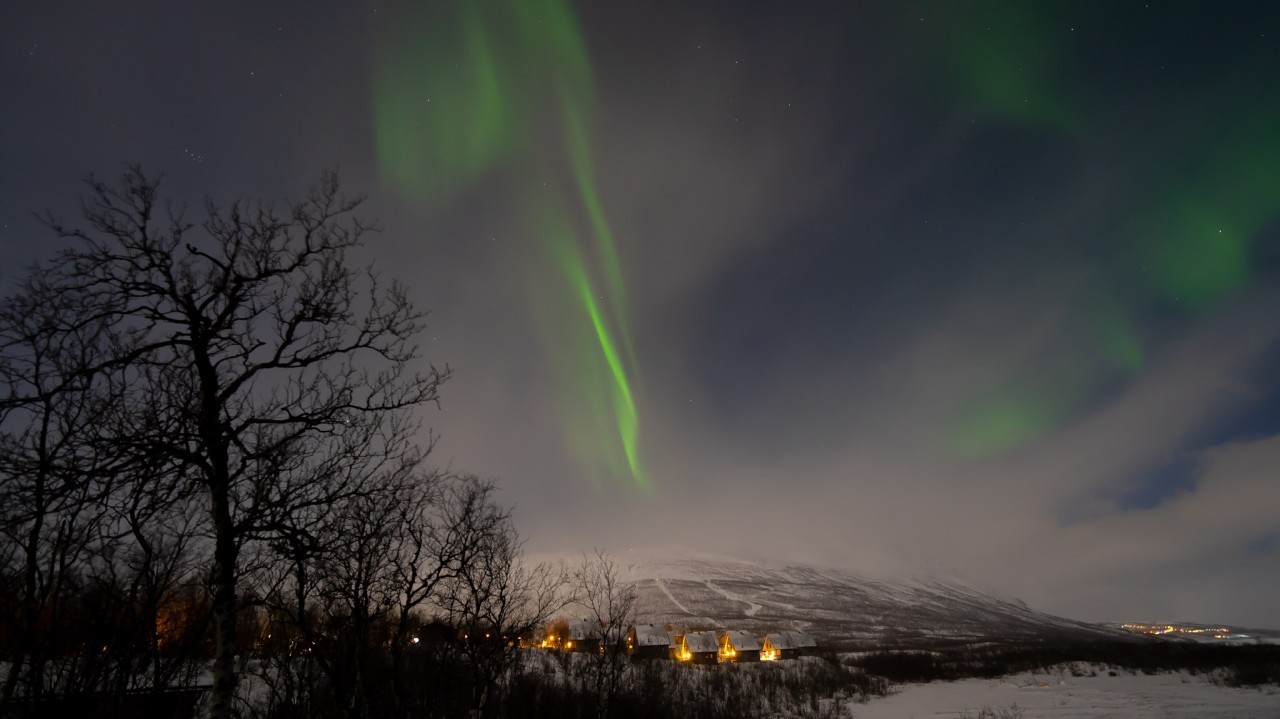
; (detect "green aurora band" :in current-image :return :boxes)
[372,0,646,489]
[941,2,1078,131]
[931,2,1280,457]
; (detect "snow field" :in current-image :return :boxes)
[848,666,1280,719]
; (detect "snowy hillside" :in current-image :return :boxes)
[538,547,1123,646]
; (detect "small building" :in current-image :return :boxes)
[666,626,687,659]
[665,626,681,653]
[627,624,672,660]
[564,619,601,653]
[540,619,568,649]
[718,630,761,662]
[676,631,719,664]
[601,625,630,653]
[787,630,818,656]
[761,630,817,660]
[760,633,789,660]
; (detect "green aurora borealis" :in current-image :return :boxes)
[370,1,1279,468]
[932,1,1280,457]
[372,0,645,489]
[5,0,1280,627]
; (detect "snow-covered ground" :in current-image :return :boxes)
[850,668,1280,718]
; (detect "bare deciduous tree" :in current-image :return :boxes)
[386,474,506,717]
[0,271,121,705]
[572,548,637,719]
[30,168,447,719]
[440,489,566,719]
[262,463,430,719]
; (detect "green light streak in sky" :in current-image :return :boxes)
[1096,308,1144,375]
[949,379,1081,458]
[1149,205,1250,309]
[372,0,645,490]
[371,0,594,196]
[563,108,640,370]
[938,1,1077,130]
[950,395,1058,457]
[573,256,644,485]
[932,4,1279,457]
[1143,109,1280,309]
[538,199,645,488]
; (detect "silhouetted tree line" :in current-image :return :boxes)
[235,647,887,719]
[499,654,886,719]
[0,170,565,719]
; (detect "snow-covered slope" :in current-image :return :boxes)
[540,547,1123,646]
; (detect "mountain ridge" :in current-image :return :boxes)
[532,546,1125,646]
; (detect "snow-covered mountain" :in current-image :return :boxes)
[542,547,1123,646]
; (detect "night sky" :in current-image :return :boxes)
[3,1,1279,627]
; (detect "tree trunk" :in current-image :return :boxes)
[470,679,489,719]
[388,606,412,719]
[196,331,238,719]
[207,488,239,719]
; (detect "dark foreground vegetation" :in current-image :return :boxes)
[244,649,886,719]
[5,601,1279,719]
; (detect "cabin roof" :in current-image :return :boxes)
[682,631,719,653]
[630,624,670,647]
[721,630,760,651]
[786,630,817,648]
[764,632,793,649]
[763,631,816,649]
[566,619,600,641]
